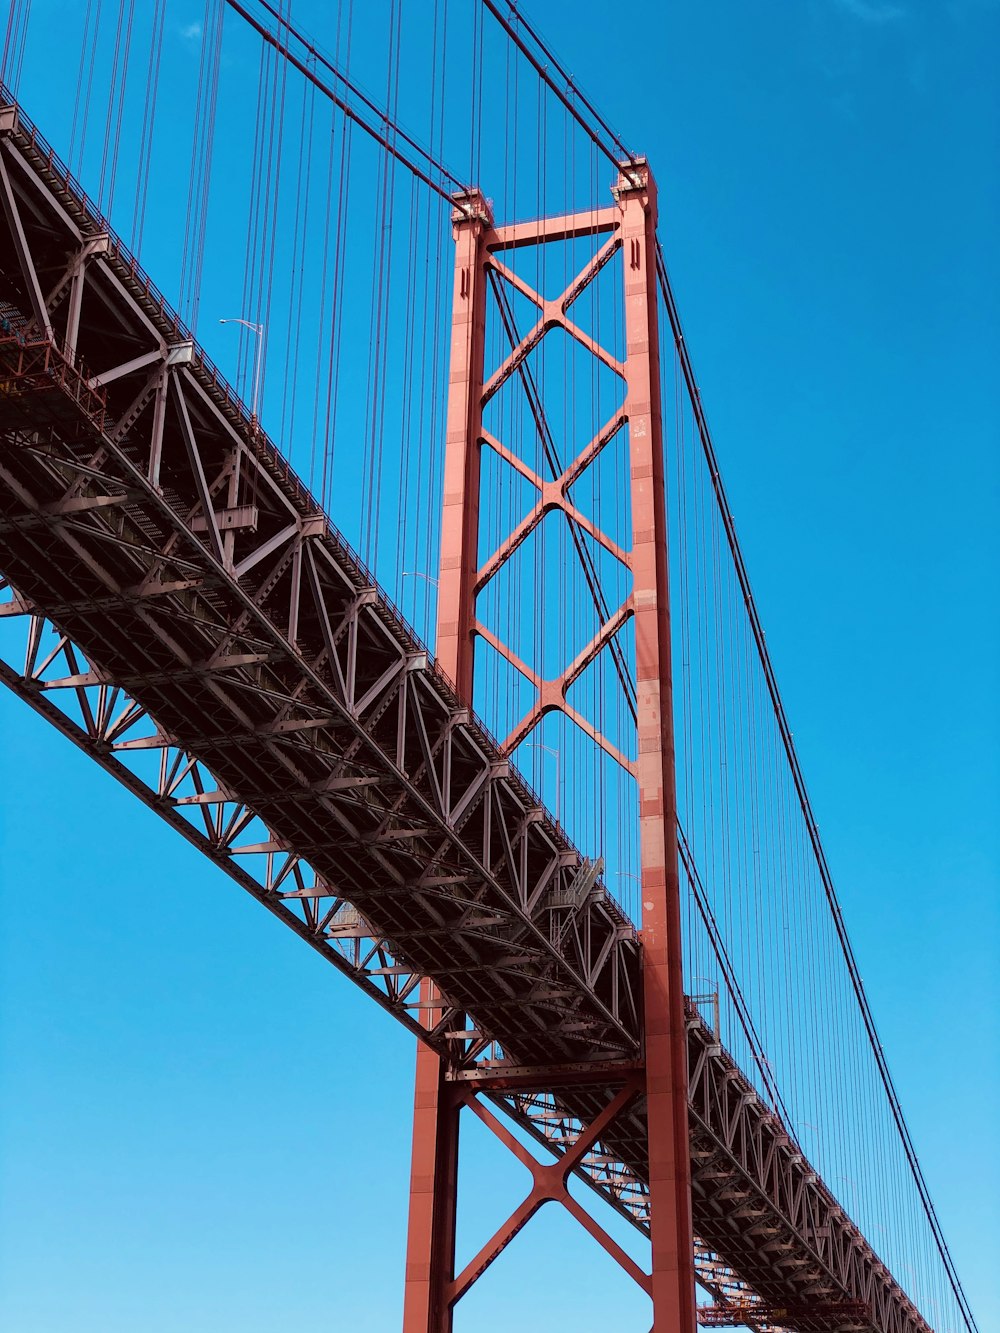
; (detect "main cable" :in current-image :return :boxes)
[480,0,636,171]
[223,0,462,203]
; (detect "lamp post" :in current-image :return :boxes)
[219,317,265,424]
[795,1120,822,1162]
[614,869,642,922]
[525,739,561,826]
[401,570,439,637]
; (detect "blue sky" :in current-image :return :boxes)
[1,2,997,1331]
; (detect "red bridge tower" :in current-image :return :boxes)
[402,163,696,1332]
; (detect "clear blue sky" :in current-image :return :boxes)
[0,2,997,1331]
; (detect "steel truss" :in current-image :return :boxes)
[0,95,930,1333]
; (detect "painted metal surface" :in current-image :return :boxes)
[0,97,931,1333]
[403,189,493,1333]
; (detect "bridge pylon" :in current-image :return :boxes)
[402,165,696,1332]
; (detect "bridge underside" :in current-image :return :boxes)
[0,97,929,1333]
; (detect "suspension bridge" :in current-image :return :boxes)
[0,3,984,1332]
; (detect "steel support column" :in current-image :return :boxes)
[403,984,462,1333]
[403,164,695,1330]
[617,160,697,1333]
[402,189,492,1333]
[434,189,493,701]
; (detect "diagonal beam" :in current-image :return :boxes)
[561,230,623,316]
[480,428,544,492]
[171,374,226,566]
[88,347,164,389]
[558,408,626,493]
[448,1081,645,1305]
[482,314,546,404]
[476,411,629,593]
[560,596,633,694]
[472,620,541,689]
[474,499,545,593]
[0,145,50,335]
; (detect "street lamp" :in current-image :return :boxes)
[525,739,560,825]
[219,317,265,423]
[795,1120,821,1159]
[401,572,439,632]
[614,869,642,920]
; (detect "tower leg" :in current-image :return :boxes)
[617,160,697,1333]
[402,189,492,1333]
[402,982,460,1333]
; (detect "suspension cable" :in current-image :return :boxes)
[654,240,979,1333]
[222,0,462,203]
[481,0,636,169]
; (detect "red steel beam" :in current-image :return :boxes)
[616,159,697,1333]
[402,188,493,1333]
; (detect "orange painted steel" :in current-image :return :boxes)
[403,982,462,1333]
[402,189,493,1333]
[402,164,697,1331]
[448,1080,650,1304]
[616,162,697,1333]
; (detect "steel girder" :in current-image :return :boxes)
[0,95,931,1333]
[686,1021,930,1333]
